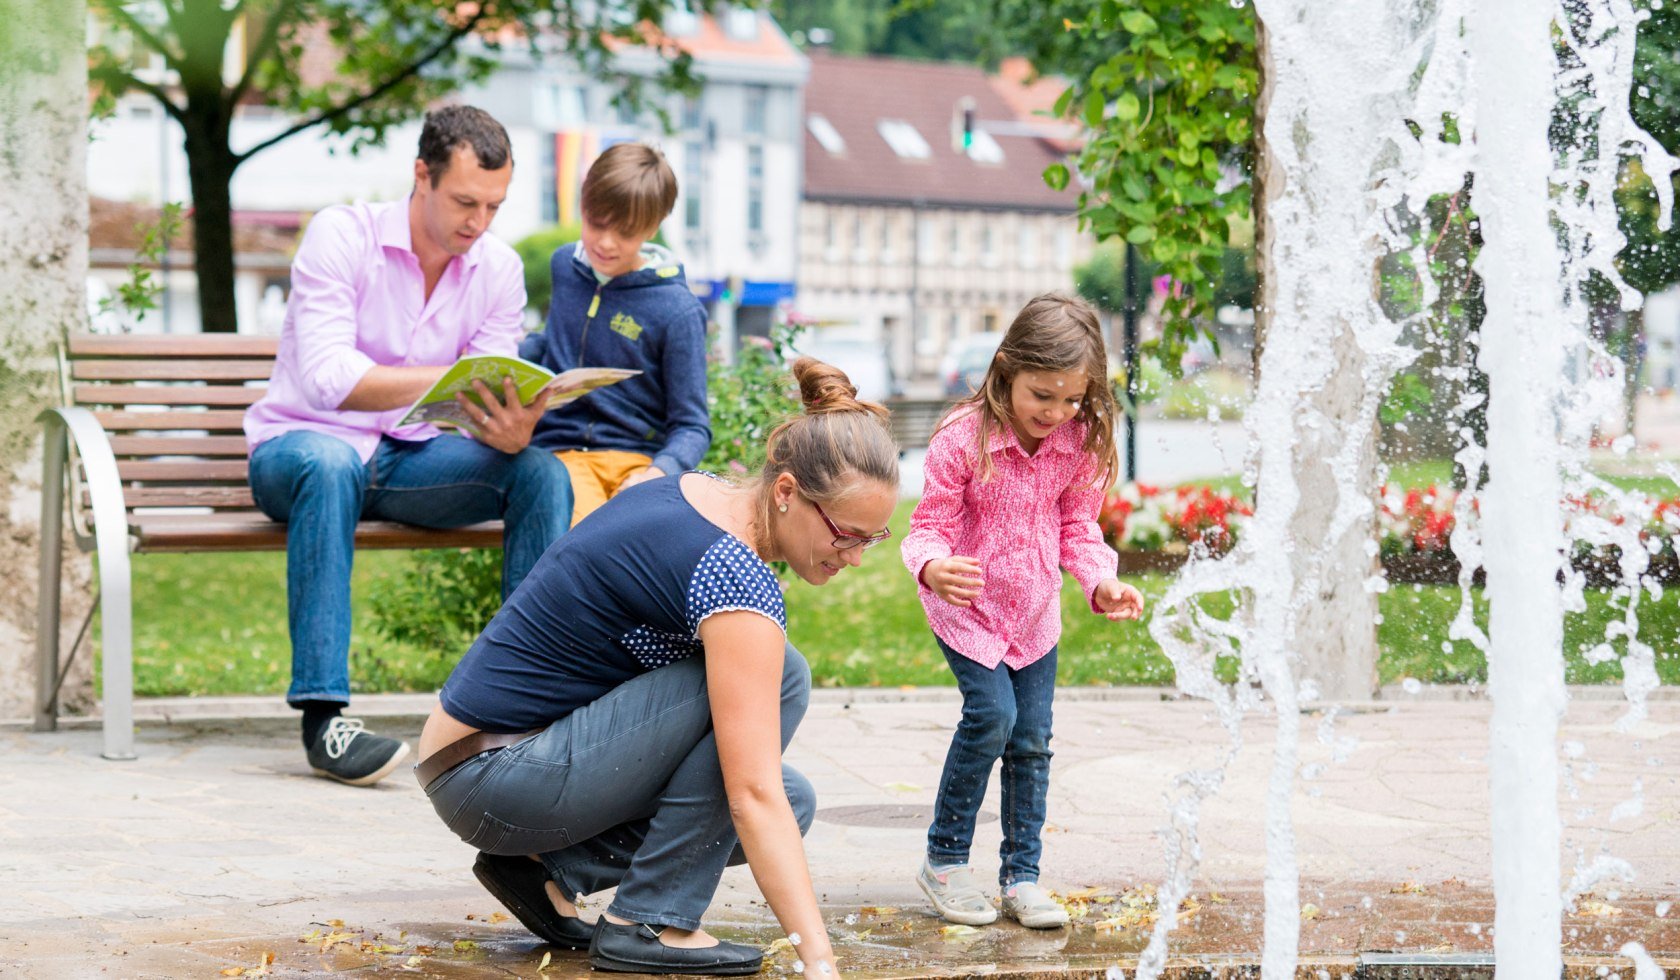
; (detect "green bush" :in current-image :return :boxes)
[701,323,803,476]
[513,224,581,317]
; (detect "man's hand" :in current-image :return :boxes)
[920,556,985,608]
[619,465,666,490]
[1093,578,1145,621]
[456,375,546,454]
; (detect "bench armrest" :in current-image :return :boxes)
[38,406,129,552]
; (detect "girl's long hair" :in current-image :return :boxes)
[943,292,1120,488]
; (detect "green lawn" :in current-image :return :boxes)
[116,497,1680,697]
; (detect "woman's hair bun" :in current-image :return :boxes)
[790,356,889,421]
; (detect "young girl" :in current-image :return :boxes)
[901,293,1144,930]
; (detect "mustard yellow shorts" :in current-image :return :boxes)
[556,449,655,527]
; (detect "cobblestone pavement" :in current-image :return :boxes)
[2,693,1678,978]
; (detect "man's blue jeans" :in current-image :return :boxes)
[247,430,572,706]
[926,634,1058,888]
[424,644,815,931]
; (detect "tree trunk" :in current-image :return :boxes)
[182,103,241,333]
[0,0,95,719]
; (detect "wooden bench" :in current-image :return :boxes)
[35,333,503,760]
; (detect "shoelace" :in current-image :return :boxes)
[322,717,366,760]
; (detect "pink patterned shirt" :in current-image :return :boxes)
[243,196,526,461]
[901,409,1120,670]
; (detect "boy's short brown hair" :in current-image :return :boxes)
[581,143,678,238]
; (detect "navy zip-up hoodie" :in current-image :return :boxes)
[525,242,711,476]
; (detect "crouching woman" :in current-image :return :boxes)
[415,358,898,977]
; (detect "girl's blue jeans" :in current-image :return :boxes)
[248,429,572,707]
[423,644,815,931]
[926,633,1058,889]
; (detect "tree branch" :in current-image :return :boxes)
[96,65,190,125]
[98,1,183,73]
[226,0,301,110]
[233,10,487,164]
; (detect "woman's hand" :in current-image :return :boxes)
[920,556,984,607]
[1094,577,1145,621]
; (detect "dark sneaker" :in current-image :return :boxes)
[306,717,410,786]
[590,920,764,975]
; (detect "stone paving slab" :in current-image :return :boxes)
[1,698,1678,978]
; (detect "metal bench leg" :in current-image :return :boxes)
[94,519,136,761]
[35,420,65,733]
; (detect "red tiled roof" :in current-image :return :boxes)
[802,52,1076,212]
[89,197,300,265]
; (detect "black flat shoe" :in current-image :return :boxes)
[589,919,764,975]
[472,852,593,949]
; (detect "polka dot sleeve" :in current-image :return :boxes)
[686,536,787,635]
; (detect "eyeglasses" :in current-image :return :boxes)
[806,495,893,551]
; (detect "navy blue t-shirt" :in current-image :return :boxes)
[440,474,787,733]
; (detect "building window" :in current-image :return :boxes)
[681,96,703,133]
[684,141,704,233]
[948,311,965,342]
[1055,226,1074,269]
[852,210,865,255]
[966,128,1005,165]
[825,208,839,255]
[880,212,893,255]
[948,218,963,264]
[1018,222,1039,269]
[745,85,768,137]
[540,134,558,225]
[747,144,764,235]
[877,119,931,160]
[981,224,996,266]
[807,114,845,155]
[917,214,937,263]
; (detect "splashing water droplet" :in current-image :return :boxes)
[1402,677,1423,694]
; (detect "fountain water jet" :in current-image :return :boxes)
[1134,0,1676,976]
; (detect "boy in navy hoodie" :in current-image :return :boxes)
[523,143,711,523]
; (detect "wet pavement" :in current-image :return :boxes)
[3,691,1680,978]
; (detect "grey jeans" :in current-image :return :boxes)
[425,643,815,930]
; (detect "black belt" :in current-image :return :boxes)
[414,728,542,789]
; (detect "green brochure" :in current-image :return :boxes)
[398,354,639,431]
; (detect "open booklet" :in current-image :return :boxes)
[398,353,640,431]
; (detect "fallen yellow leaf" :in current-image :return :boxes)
[1301,903,1321,921]
[859,906,900,916]
[453,939,479,952]
[1579,899,1624,917]
[220,970,244,978]
[1391,881,1428,895]
[538,951,553,972]
[940,924,982,941]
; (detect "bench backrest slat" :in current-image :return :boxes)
[87,486,256,510]
[72,359,278,382]
[92,409,250,432]
[67,335,280,358]
[108,434,253,456]
[117,460,249,482]
[74,384,267,407]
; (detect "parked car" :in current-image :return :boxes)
[791,335,901,402]
[940,331,1005,396]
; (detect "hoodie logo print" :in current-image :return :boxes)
[609,312,644,341]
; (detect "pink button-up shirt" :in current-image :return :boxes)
[244,196,526,461]
[900,409,1119,670]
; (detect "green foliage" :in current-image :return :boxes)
[771,0,990,60]
[102,202,185,328]
[990,0,1257,369]
[701,324,805,476]
[367,545,504,656]
[1613,0,1679,296]
[513,223,581,316]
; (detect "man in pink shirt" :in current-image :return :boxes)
[244,106,571,787]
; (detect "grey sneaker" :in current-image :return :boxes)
[307,717,410,787]
[1001,881,1069,929]
[916,860,998,925]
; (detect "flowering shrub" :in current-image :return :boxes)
[1100,482,1253,555]
[1377,484,1458,556]
[1106,481,1680,567]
